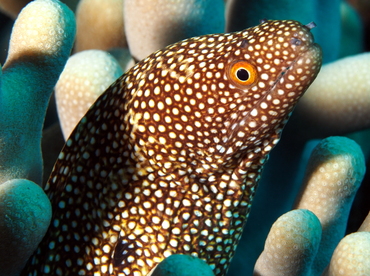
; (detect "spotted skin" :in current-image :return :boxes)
[22,20,321,276]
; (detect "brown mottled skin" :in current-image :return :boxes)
[22,20,322,276]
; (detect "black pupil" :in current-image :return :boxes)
[236,68,250,81]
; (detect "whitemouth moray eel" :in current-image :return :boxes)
[22,20,322,276]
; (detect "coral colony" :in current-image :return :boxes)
[0,0,368,275]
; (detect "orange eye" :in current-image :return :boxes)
[228,61,258,87]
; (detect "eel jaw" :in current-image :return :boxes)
[260,42,322,127]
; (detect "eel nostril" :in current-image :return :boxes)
[304,21,317,30]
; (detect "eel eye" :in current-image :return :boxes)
[229,61,258,87]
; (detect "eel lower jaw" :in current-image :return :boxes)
[273,42,322,90]
[269,42,322,103]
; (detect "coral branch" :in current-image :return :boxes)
[253,209,322,276]
[148,254,215,276]
[75,0,127,52]
[296,53,370,136]
[0,0,76,185]
[0,179,51,275]
[294,136,366,274]
[55,50,123,139]
[358,211,370,231]
[124,0,225,61]
[322,232,370,276]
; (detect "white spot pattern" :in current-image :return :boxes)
[23,20,321,276]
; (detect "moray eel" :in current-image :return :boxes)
[22,20,322,276]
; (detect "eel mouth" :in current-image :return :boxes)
[273,42,322,91]
[268,41,322,103]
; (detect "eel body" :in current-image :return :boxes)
[23,20,322,276]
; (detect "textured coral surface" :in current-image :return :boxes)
[0,1,369,276]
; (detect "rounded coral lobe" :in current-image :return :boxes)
[22,20,321,276]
